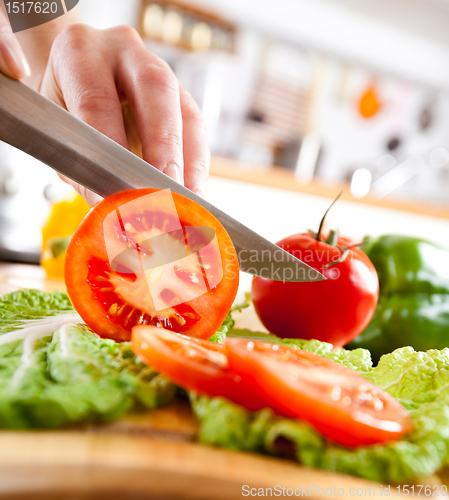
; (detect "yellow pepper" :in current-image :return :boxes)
[41,193,91,279]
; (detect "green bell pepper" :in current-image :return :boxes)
[348,235,449,362]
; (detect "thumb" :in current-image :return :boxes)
[0,11,30,79]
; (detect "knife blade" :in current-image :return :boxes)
[0,72,324,283]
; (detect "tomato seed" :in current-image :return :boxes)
[173,315,187,326]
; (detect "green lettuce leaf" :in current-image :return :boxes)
[0,289,175,429]
[0,288,248,429]
[208,318,231,344]
[0,289,74,335]
[364,347,449,406]
[208,293,251,343]
[189,393,273,452]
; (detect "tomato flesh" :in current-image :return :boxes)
[65,189,239,342]
[132,326,266,412]
[225,338,413,447]
[86,256,201,333]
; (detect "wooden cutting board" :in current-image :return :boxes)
[0,263,442,499]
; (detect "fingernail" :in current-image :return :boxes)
[85,191,104,208]
[0,31,31,79]
[163,163,183,184]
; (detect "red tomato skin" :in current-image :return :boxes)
[132,326,267,412]
[225,338,413,447]
[251,234,379,346]
[65,189,239,342]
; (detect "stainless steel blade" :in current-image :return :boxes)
[0,73,324,282]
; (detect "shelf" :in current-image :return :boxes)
[210,156,449,221]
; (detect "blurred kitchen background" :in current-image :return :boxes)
[1,0,449,268]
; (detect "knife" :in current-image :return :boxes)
[0,72,324,283]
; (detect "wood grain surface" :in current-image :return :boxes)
[0,263,443,498]
[0,431,404,500]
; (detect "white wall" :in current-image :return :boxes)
[77,0,140,30]
[77,0,449,89]
[189,0,449,90]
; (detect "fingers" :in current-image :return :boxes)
[42,24,130,149]
[56,173,104,207]
[72,185,103,208]
[0,8,30,79]
[42,24,130,208]
[115,35,184,184]
[75,186,104,207]
[41,23,210,200]
[179,86,210,198]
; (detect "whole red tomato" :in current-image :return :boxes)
[251,233,379,346]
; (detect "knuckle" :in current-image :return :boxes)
[152,128,183,149]
[74,86,118,115]
[54,23,92,53]
[155,63,179,92]
[123,45,178,91]
[156,74,179,96]
[119,44,179,95]
[136,62,179,95]
[111,24,141,42]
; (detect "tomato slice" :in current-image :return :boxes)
[65,189,239,342]
[225,339,413,447]
[131,326,266,412]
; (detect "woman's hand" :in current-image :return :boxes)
[0,4,210,207]
[39,24,210,206]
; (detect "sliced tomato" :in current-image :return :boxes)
[225,338,413,447]
[132,326,266,412]
[65,189,239,342]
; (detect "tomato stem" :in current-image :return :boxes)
[326,229,339,246]
[310,192,354,267]
[316,192,343,242]
[325,246,350,268]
